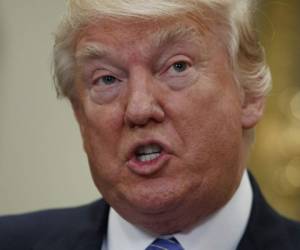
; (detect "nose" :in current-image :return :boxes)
[124,71,165,128]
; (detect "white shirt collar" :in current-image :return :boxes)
[103,171,253,250]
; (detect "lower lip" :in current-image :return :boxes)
[126,152,171,176]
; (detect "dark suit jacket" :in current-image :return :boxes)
[1,176,300,250]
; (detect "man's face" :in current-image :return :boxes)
[72,17,253,233]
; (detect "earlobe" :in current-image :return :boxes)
[241,94,266,129]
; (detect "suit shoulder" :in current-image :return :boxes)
[239,174,300,250]
[284,217,300,247]
[0,200,106,250]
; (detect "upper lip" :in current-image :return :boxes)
[126,138,172,161]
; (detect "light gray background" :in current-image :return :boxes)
[0,0,99,215]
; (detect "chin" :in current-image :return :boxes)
[125,186,184,215]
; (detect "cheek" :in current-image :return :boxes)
[81,100,124,154]
[166,83,243,168]
[84,99,123,132]
[78,101,125,174]
[169,88,244,205]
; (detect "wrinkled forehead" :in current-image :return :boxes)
[68,0,237,60]
[74,17,220,64]
[77,18,202,44]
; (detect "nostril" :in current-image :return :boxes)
[124,115,150,128]
[124,110,165,128]
[124,105,153,127]
[124,92,165,128]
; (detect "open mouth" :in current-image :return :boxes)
[127,141,170,175]
[135,144,162,163]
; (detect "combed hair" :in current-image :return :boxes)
[53,0,272,100]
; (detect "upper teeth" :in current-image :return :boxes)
[135,144,162,162]
[136,144,162,155]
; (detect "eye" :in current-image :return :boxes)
[171,61,189,73]
[95,75,118,86]
[159,57,198,90]
[90,73,123,104]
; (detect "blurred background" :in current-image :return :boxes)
[250,0,300,220]
[0,0,299,220]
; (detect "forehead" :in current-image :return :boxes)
[75,16,219,59]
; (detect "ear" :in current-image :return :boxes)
[241,94,266,129]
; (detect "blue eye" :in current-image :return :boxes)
[100,75,117,85]
[172,61,188,73]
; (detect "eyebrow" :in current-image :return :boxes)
[75,23,204,63]
[75,43,112,62]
